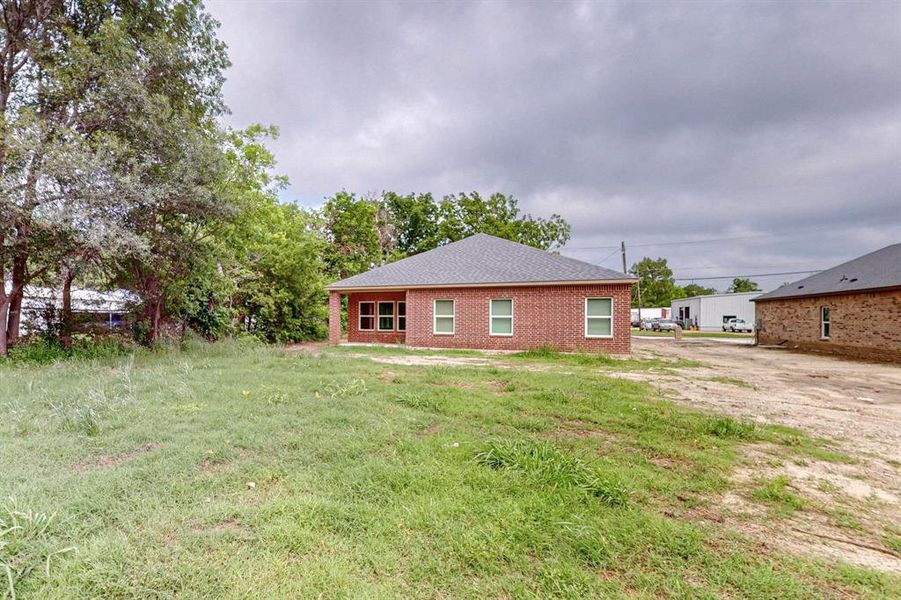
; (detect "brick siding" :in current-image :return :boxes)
[345,291,407,344]
[333,284,633,353]
[756,288,901,362]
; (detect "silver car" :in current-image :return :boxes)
[653,319,677,332]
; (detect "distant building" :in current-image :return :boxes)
[630,307,670,323]
[328,234,637,353]
[671,292,761,331]
[5,284,138,336]
[753,244,901,362]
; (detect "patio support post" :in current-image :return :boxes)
[328,291,342,345]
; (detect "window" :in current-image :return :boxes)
[397,301,406,332]
[433,299,455,335]
[359,302,375,331]
[821,307,830,339]
[378,301,395,331]
[585,297,613,338]
[489,299,513,336]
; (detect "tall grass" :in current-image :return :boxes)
[0,499,77,599]
[476,439,628,506]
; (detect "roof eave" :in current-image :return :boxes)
[327,278,638,292]
[753,284,901,302]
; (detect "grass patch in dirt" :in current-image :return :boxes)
[511,345,703,370]
[0,341,896,597]
[752,475,807,517]
[707,376,755,389]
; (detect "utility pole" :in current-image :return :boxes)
[621,242,642,324]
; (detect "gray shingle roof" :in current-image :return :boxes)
[328,233,634,290]
[754,243,901,302]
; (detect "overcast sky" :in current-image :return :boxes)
[207,0,900,291]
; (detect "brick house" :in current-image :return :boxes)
[753,243,901,362]
[327,234,637,353]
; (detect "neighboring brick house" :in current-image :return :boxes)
[327,234,637,353]
[753,243,901,362]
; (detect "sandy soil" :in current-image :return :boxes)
[627,338,901,573]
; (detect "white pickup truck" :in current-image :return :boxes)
[723,318,754,333]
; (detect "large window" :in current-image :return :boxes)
[489,299,513,336]
[378,301,395,331]
[585,297,613,338]
[433,299,455,335]
[821,307,830,340]
[397,301,406,332]
[359,302,375,331]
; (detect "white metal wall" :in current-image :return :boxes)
[672,293,760,330]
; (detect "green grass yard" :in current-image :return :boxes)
[0,341,897,598]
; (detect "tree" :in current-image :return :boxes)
[437,192,570,251]
[205,125,327,342]
[728,278,760,293]
[381,191,440,256]
[631,257,685,308]
[681,283,717,297]
[321,192,381,279]
[0,1,231,353]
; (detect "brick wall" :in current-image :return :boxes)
[328,291,341,344]
[403,284,633,353]
[756,288,901,362]
[346,291,407,344]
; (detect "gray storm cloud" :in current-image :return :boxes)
[207,0,900,289]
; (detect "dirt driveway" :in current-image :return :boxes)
[631,337,901,459]
[628,338,901,573]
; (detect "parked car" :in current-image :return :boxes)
[652,319,677,332]
[640,318,658,330]
[631,317,641,328]
[723,318,754,333]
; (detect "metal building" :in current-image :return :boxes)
[671,291,761,331]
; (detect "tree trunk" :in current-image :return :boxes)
[60,267,74,348]
[0,296,8,356]
[140,274,163,345]
[0,230,6,356]
[6,253,26,345]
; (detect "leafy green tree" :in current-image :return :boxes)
[728,278,760,293]
[0,1,231,352]
[381,191,441,256]
[437,192,570,251]
[205,126,327,342]
[321,192,381,279]
[631,257,685,308]
[681,283,717,297]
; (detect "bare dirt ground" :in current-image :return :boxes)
[627,338,901,573]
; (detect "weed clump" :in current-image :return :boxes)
[476,439,628,506]
[0,499,78,599]
[752,475,806,517]
[705,416,757,440]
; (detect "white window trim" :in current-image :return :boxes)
[396,301,406,332]
[489,298,514,337]
[377,301,395,331]
[585,297,614,339]
[821,307,830,340]
[358,301,375,331]
[433,299,455,335]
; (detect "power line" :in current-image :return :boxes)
[672,269,819,281]
[565,233,775,251]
